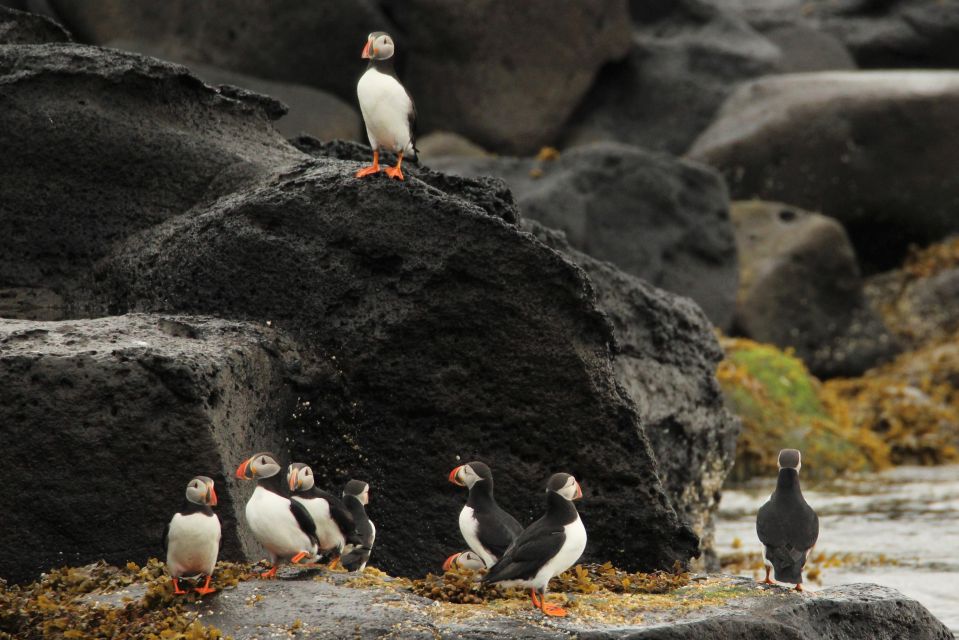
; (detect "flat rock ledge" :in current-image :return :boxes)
[85,573,951,640]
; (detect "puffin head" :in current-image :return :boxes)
[362,31,395,61]
[235,452,281,481]
[778,449,802,472]
[344,479,371,505]
[442,550,485,572]
[546,472,583,501]
[448,461,491,489]
[287,462,316,492]
[186,475,218,507]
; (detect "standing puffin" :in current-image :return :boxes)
[447,461,523,570]
[482,473,586,617]
[340,479,376,572]
[356,31,416,181]
[287,462,360,568]
[756,449,819,591]
[164,475,220,596]
[235,453,318,578]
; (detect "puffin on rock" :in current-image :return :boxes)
[482,473,586,617]
[287,462,360,568]
[340,479,376,572]
[356,31,416,181]
[446,461,523,570]
[444,550,486,571]
[235,453,318,579]
[164,475,220,596]
[756,449,819,591]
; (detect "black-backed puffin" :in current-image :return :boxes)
[482,473,586,617]
[340,479,376,572]
[756,449,819,591]
[287,462,360,568]
[447,461,523,570]
[164,475,220,595]
[235,453,318,579]
[356,31,416,181]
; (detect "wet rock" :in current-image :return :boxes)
[0,43,303,316]
[0,314,299,584]
[731,200,898,377]
[0,4,68,43]
[429,143,738,328]
[689,71,959,272]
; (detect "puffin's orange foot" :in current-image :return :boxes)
[541,602,568,617]
[384,165,404,181]
[171,578,187,595]
[795,583,804,592]
[762,577,774,585]
[258,566,278,580]
[355,165,381,178]
[195,585,217,596]
[529,590,541,608]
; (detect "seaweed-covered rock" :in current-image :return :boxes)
[0,315,298,584]
[429,143,738,328]
[689,71,959,271]
[731,200,898,377]
[0,5,70,44]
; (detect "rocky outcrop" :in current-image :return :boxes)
[731,201,898,377]
[0,314,298,584]
[0,4,69,44]
[689,71,959,271]
[430,143,738,328]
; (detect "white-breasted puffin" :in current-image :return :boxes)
[340,479,376,572]
[446,461,523,571]
[482,473,586,617]
[164,475,220,595]
[356,31,416,181]
[287,462,361,569]
[756,449,819,591]
[235,453,318,579]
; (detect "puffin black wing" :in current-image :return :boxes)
[290,498,319,545]
[476,507,523,558]
[482,517,565,585]
[757,500,819,582]
[407,90,418,154]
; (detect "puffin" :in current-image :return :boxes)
[340,479,376,572]
[442,550,486,572]
[356,31,416,181]
[447,461,524,570]
[756,449,820,591]
[287,462,360,568]
[163,475,220,595]
[482,473,586,617]
[235,453,318,578]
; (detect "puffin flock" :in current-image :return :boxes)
[163,32,822,618]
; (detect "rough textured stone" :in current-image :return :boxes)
[0,4,68,43]
[0,314,298,584]
[689,71,959,272]
[0,44,303,317]
[762,24,856,72]
[731,201,899,377]
[429,143,738,329]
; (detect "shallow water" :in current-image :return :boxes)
[716,465,959,634]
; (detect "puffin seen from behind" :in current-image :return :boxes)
[235,453,318,578]
[164,475,220,595]
[447,461,523,570]
[482,473,586,617]
[340,479,376,572]
[356,31,416,181]
[287,462,361,569]
[756,449,819,591]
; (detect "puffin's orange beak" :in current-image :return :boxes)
[443,553,461,571]
[208,484,218,506]
[574,481,583,501]
[235,458,253,480]
[289,469,299,492]
[448,465,465,486]
[361,40,372,59]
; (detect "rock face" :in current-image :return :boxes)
[526,222,740,567]
[0,5,69,44]
[731,201,898,377]
[0,315,298,584]
[430,143,739,329]
[0,43,303,318]
[689,71,959,272]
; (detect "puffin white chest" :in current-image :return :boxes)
[459,506,496,567]
[166,512,220,577]
[246,486,315,560]
[357,67,413,153]
[293,495,344,553]
[533,515,587,589]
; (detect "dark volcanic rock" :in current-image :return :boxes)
[0,5,69,44]
[95,144,700,577]
[526,221,740,567]
[0,314,298,584]
[429,143,738,329]
[731,201,899,377]
[689,71,959,272]
[0,43,303,318]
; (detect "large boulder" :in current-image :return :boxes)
[0,43,303,318]
[731,200,899,377]
[0,314,298,584]
[93,140,701,577]
[689,71,959,272]
[430,143,739,329]
[0,4,69,44]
